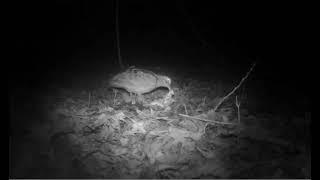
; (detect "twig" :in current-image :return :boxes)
[196,96,206,111]
[151,117,178,126]
[183,104,188,115]
[115,0,124,69]
[124,116,137,123]
[235,95,241,124]
[235,95,241,144]
[179,114,237,125]
[151,117,176,121]
[213,62,256,112]
[113,89,118,105]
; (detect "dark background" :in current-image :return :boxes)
[10,0,309,112]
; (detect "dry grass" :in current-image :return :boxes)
[10,64,310,179]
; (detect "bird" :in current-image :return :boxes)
[109,66,171,104]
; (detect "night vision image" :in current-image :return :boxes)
[9,0,311,179]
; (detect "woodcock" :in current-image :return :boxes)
[109,66,172,103]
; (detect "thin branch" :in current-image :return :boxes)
[115,0,124,69]
[179,114,237,125]
[213,62,256,112]
[113,89,118,105]
[183,104,188,115]
[235,95,241,144]
[235,95,241,124]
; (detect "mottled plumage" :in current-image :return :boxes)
[109,67,171,96]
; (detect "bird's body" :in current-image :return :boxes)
[109,67,171,96]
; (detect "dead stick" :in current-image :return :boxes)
[213,62,256,112]
[183,104,188,115]
[179,114,237,125]
[236,95,241,124]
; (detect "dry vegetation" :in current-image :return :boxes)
[10,65,311,178]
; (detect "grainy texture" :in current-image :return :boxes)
[109,67,171,95]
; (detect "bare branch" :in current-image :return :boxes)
[179,114,237,125]
[213,62,256,112]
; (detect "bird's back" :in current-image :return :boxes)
[109,67,159,94]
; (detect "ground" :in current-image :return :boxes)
[9,64,311,179]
